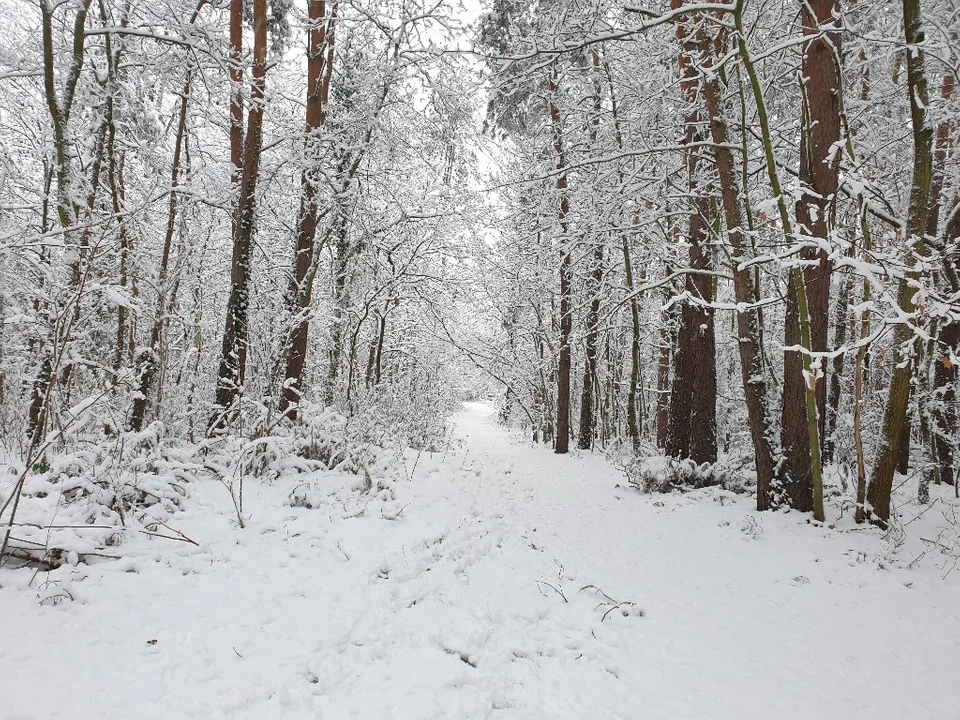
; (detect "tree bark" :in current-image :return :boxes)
[549,67,573,454]
[602,56,641,447]
[699,40,778,509]
[782,0,841,509]
[27,0,94,447]
[823,268,850,463]
[130,70,193,431]
[229,0,244,194]
[280,0,335,420]
[578,54,605,450]
[212,0,268,428]
[734,2,825,520]
[623,232,642,446]
[866,0,934,523]
[578,240,603,449]
[928,76,957,486]
[666,4,717,467]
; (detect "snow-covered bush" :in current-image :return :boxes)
[621,454,750,495]
[0,421,194,568]
[342,367,458,455]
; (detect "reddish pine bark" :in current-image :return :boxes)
[229,0,244,185]
[666,4,717,467]
[698,29,778,508]
[213,0,268,426]
[782,0,841,510]
[281,0,336,420]
[549,67,572,454]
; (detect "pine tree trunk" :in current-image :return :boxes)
[734,2,825,520]
[782,0,841,509]
[229,0,244,198]
[213,0,268,428]
[281,0,335,420]
[699,45,777,508]
[549,67,572,455]
[666,4,717,467]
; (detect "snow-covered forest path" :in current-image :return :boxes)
[2,402,959,719]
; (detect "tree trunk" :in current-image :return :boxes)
[623,234,642,446]
[578,241,603,449]
[932,317,958,487]
[130,69,194,431]
[212,0,268,428]
[699,41,778,508]
[823,268,850,464]
[229,0,244,196]
[109,146,130,369]
[656,318,670,448]
[281,0,335,420]
[925,75,954,237]
[549,67,572,454]
[734,2,825,520]
[98,0,134,370]
[782,0,841,509]
[666,4,717,467]
[578,54,604,451]
[835,43,877,523]
[928,76,957,487]
[324,221,351,406]
[897,417,912,475]
[27,0,94,447]
[602,56,641,447]
[866,0,934,523]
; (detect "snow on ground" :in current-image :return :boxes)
[2,402,959,719]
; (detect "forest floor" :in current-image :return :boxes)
[2,402,959,719]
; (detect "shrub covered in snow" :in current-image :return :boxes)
[617,453,752,496]
[0,421,193,568]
